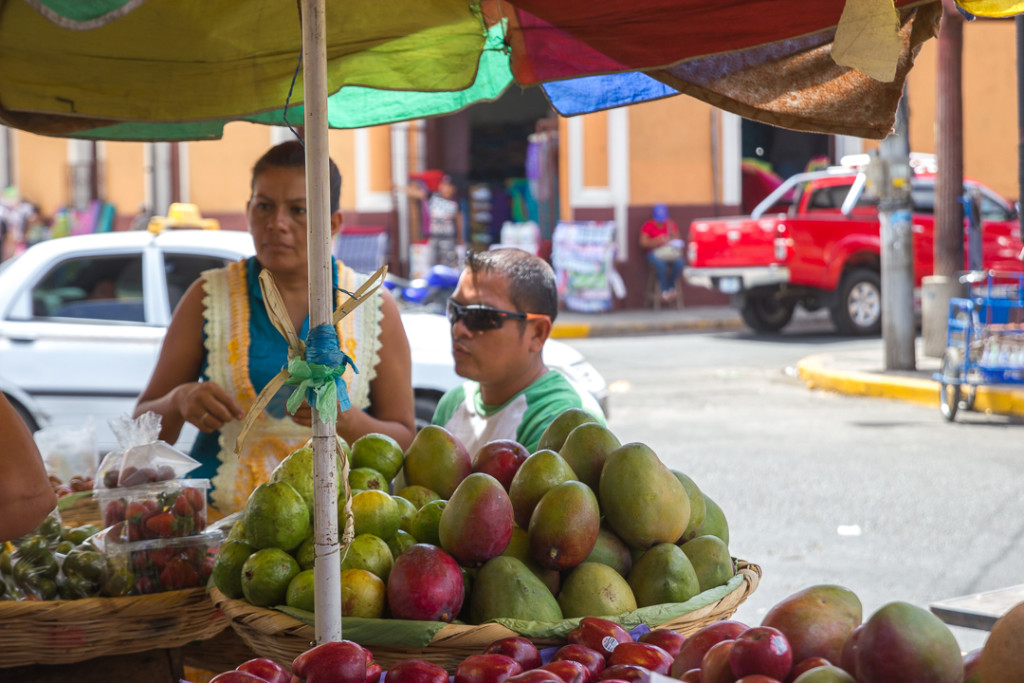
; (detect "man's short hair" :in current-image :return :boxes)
[466,248,558,322]
[250,140,342,213]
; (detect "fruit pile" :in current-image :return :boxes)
[48,473,95,498]
[212,410,737,627]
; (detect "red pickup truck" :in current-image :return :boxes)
[684,167,1024,334]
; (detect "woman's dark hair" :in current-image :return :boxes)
[250,140,341,213]
[466,248,558,322]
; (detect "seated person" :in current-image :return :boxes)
[640,203,686,303]
[432,248,605,454]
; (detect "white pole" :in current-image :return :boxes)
[301,0,342,643]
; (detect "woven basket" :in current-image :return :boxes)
[57,493,102,528]
[182,624,261,673]
[0,587,228,667]
[212,560,760,672]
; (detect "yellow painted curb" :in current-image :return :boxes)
[550,323,591,339]
[797,354,1024,417]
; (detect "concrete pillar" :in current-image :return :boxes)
[922,275,968,358]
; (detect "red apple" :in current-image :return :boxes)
[236,657,291,683]
[786,657,831,682]
[735,677,781,683]
[670,620,748,676]
[551,644,607,679]
[701,640,738,683]
[455,654,524,683]
[473,440,530,490]
[291,640,368,683]
[540,659,592,683]
[595,664,650,683]
[506,671,565,683]
[210,673,268,683]
[607,642,673,675]
[366,661,383,683]
[486,636,543,671]
[637,629,686,659]
[679,670,702,683]
[567,617,634,657]
[962,647,982,683]
[729,627,793,681]
[385,659,450,683]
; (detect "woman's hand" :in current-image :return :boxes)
[173,381,245,433]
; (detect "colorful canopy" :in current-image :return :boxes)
[0,0,944,141]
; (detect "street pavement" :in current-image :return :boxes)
[551,305,1024,419]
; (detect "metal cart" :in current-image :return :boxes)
[935,270,1024,421]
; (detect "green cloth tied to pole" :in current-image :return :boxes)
[285,323,359,421]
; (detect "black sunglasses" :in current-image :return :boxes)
[446,299,551,332]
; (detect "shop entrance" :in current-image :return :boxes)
[740,120,831,212]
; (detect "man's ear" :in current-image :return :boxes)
[330,210,343,237]
[528,317,552,353]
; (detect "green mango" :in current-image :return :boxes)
[599,443,688,549]
[537,408,600,452]
[679,535,733,592]
[508,449,577,528]
[628,542,700,607]
[557,561,637,618]
[470,556,562,624]
[558,422,620,491]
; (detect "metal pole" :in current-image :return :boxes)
[936,0,964,277]
[301,0,342,644]
[879,94,915,370]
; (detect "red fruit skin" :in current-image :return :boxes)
[679,670,702,683]
[735,677,781,683]
[236,657,291,683]
[385,659,450,683]
[506,672,565,683]
[607,642,673,675]
[729,627,793,681]
[387,544,465,621]
[595,664,650,683]
[670,620,748,677]
[210,672,269,683]
[473,440,530,490]
[551,644,607,679]
[365,662,383,683]
[637,629,686,659]
[838,624,862,678]
[566,617,634,657]
[454,654,524,683]
[962,648,982,683]
[785,657,831,683]
[760,587,861,667]
[702,640,738,683]
[540,659,592,683]
[486,636,543,671]
[291,640,367,683]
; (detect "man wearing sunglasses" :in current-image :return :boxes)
[432,248,605,455]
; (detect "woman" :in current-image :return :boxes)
[135,141,415,514]
[402,174,464,269]
[639,203,686,303]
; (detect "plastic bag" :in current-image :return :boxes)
[33,417,98,483]
[97,412,201,488]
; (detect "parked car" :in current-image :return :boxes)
[684,161,1024,335]
[0,230,608,452]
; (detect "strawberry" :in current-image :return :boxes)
[172,493,193,517]
[133,549,150,572]
[144,512,174,538]
[148,546,175,569]
[125,500,148,525]
[103,499,125,527]
[183,486,206,512]
[159,556,200,590]
[134,576,155,595]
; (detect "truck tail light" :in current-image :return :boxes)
[687,241,697,263]
[773,224,790,261]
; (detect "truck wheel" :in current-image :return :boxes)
[740,295,795,333]
[831,268,882,335]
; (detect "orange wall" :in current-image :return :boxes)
[630,97,713,205]
[12,134,66,217]
[583,111,608,188]
[189,123,272,213]
[102,141,145,215]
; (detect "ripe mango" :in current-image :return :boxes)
[599,443,688,550]
[679,535,733,592]
[538,408,600,452]
[855,601,962,683]
[242,481,310,552]
[508,450,578,528]
[761,584,862,665]
[558,561,638,618]
[470,555,562,624]
[558,423,621,491]
[671,470,706,541]
[979,601,1024,682]
[402,425,471,498]
[584,527,633,577]
[627,543,700,607]
[528,481,600,571]
[439,472,515,567]
[683,492,729,545]
[502,527,560,595]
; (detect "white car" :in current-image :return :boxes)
[0,230,608,452]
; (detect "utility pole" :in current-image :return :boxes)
[874,94,915,370]
[922,0,967,357]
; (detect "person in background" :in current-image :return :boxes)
[0,392,58,541]
[135,140,415,514]
[639,203,686,303]
[400,174,464,269]
[432,248,605,454]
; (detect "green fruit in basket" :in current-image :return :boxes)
[226,520,248,543]
[508,449,577,529]
[16,535,50,563]
[350,489,400,540]
[386,529,417,559]
[294,533,316,571]
[242,481,310,552]
[392,494,418,529]
[538,408,599,452]
[65,550,109,583]
[351,433,405,482]
[402,425,472,499]
[557,561,637,618]
[0,548,12,574]
[559,422,620,491]
[599,443,689,550]
[349,467,388,492]
[695,495,729,546]
[103,567,135,597]
[672,471,706,542]
[55,540,74,555]
[270,444,343,518]
[213,539,257,599]
[627,542,700,607]
[679,535,734,592]
[470,555,562,625]
[285,568,316,612]
[66,525,100,545]
[341,567,386,618]
[406,499,446,546]
[241,547,301,607]
[501,527,560,595]
[395,484,441,510]
[35,576,58,600]
[37,515,63,541]
[340,533,393,582]
[585,528,633,577]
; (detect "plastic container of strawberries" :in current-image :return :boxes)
[94,478,210,542]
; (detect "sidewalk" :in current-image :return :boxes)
[551,306,1024,419]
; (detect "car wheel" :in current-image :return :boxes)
[831,268,881,335]
[740,294,796,333]
[414,395,440,431]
